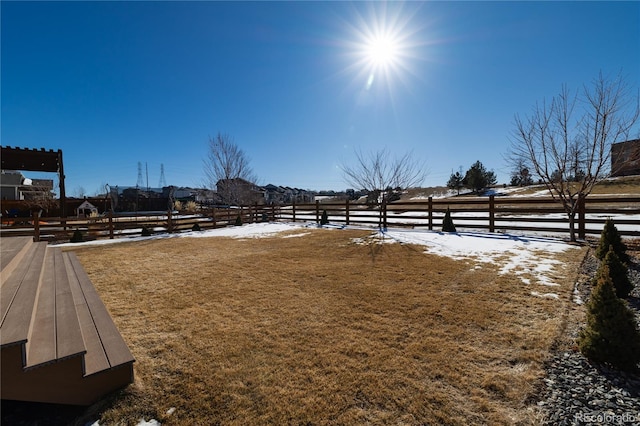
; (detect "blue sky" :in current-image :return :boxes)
[2,1,639,195]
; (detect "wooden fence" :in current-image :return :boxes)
[0,205,280,242]
[281,195,640,238]
[1,195,638,242]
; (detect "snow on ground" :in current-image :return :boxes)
[371,228,580,293]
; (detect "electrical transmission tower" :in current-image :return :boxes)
[137,162,144,188]
[159,164,167,188]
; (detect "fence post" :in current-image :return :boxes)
[167,209,173,233]
[428,197,433,231]
[271,204,276,222]
[33,210,40,242]
[212,207,217,228]
[315,200,320,224]
[292,201,296,222]
[345,199,350,226]
[578,193,586,240]
[382,200,388,230]
[108,211,114,239]
[489,195,495,233]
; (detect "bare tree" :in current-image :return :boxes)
[203,132,257,205]
[341,148,426,230]
[508,72,639,241]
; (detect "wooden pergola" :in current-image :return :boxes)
[1,146,67,218]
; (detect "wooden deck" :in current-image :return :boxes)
[0,237,134,405]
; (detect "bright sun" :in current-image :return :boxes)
[365,34,399,68]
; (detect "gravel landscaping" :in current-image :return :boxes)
[537,244,640,425]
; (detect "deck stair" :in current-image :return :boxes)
[1,237,134,405]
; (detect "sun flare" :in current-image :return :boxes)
[342,3,422,94]
[365,34,400,68]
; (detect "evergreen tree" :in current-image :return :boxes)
[235,215,243,226]
[141,226,152,236]
[596,219,629,264]
[447,170,464,195]
[320,210,329,225]
[192,223,201,232]
[597,246,633,298]
[464,161,497,194]
[70,229,84,243]
[442,208,456,232]
[579,265,640,371]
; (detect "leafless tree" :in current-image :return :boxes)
[203,132,257,205]
[508,72,639,241]
[341,148,426,230]
[23,182,58,216]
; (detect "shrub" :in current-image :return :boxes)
[579,265,640,371]
[442,208,456,232]
[185,201,198,213]
[173,200,183,211]
[597,246,633,298]
[235,215,242,226]
[596,219,629,264]
[320,210,329,226]
[70,229,84,243]
[192,223,201,232]
[141,226,152,237]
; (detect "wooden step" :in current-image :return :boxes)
[0,242,47,348]
[1,242,134,405]
[26,248,86,369]
[63,251,134,376]
[1,237,33,281]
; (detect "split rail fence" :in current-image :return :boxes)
[281,195,640,238]
[1,195,638,242]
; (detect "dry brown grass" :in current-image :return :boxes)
[72,228,586,425]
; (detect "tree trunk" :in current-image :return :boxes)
[568,211,577,242]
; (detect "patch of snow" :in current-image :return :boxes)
[530,291,560,300]
[382,228,578,288]
[137,420,161,426]
[282,232,311,238]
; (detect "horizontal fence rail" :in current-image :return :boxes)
[279,195,640,238]
[0,205,280,242]
[1,196,638,242]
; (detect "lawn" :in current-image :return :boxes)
[74,226,586,425]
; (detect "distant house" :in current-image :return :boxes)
[262,184,314,205]
[0,171,54,201]
[216,178,263,205]
[611,139,640,177]
[1,171,25,200]
[76,200,98,217]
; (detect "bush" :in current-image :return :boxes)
[185,201,198,213]
[579,265,640,371]
[70,229,84,243]
[235,215,242,226]
[141,226,152,237]
[192,223,201,232]
[597,246,633,298]
[596,219,629,264]
[442,208,456,232]
[320,210,329,226]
